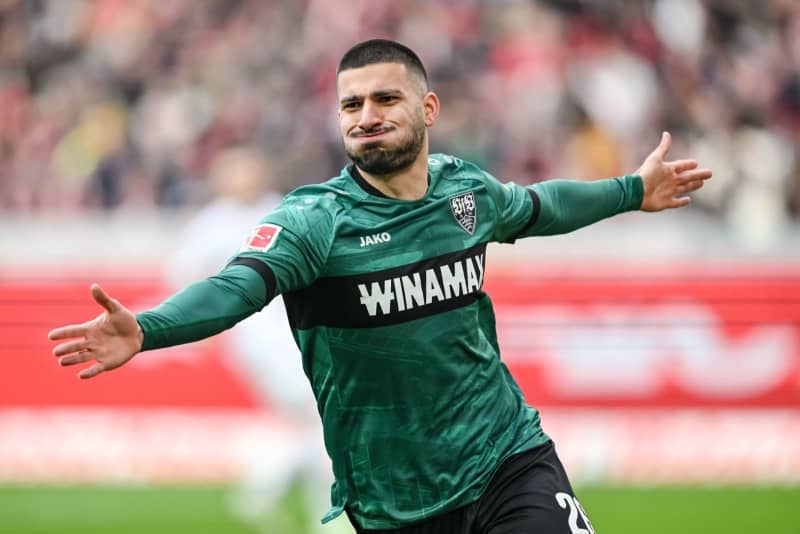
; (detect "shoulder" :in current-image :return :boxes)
[264,176,357,237]
[429,153,499,184]
[283,171,363,208]
[430,154,522,218]
[280,184,344,212]
[429,154,506,203]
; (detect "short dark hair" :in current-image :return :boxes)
[337,39,428,90]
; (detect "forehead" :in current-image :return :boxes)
[336,62,417,97]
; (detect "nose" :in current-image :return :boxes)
[357,101,382,132]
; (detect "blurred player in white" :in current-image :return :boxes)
[166,146,348,533]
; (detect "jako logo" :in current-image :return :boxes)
[360,232,391,248]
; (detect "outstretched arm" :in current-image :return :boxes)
[507,131,712,239]
[48,263,271,379]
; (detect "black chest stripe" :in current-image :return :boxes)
[284,242,488,329]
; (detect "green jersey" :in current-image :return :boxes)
[230,154,643,528]
[137,153,642,529]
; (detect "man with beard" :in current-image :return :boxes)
[49,39,712,533]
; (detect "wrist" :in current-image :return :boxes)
[136,322,144,352]
[624,174,645,211]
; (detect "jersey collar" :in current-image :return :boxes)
[347,163,431,200]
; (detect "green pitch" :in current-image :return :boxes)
[0,485,798,534]
[578,486,800,534]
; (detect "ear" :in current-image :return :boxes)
[422,91,440,127]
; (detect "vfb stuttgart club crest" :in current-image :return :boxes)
[449,191,476,235]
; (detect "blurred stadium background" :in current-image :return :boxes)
[1,0,799,532]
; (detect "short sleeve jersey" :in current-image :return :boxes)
[235,154,549,529]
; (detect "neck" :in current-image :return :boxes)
[358,146,430,200]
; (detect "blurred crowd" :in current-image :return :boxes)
[1,0,799,234]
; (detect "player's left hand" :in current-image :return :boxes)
[636,131,712,212]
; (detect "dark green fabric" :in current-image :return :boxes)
[525,175,643,236]
[136,265,266,351]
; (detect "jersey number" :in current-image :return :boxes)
[555,492,595,534]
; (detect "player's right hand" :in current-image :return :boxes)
[48,284,143,379]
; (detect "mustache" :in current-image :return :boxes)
[351,125,395,138]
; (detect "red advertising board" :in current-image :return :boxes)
[486,264,800,408]
[1,264,798,484]
[1,264,798,409]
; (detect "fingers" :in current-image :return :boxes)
[677,167,713,183]
[667,179,705,209]
[58,350,95,367]
[671,159,698,173]
[49,284,118,339]
[91,284,121,314]
[671,196,692,208]
[674,180,703,195]
[59,351,111,379]
[683,179,706,193]
[653,131,672,159]
[55,344,105,378]
[79,362,106,380]
[48,322,90,341]
[53,339,89,357]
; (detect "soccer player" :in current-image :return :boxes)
[49,39,712,533]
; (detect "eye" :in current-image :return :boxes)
[342,101,361,111]
[379,95,398,104]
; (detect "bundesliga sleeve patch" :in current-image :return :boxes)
[240,224,282,252]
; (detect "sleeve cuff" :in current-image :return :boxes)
[626,174,644,211]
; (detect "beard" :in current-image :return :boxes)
[344,113,426,176]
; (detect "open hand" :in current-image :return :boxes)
[48,284,143,379]
[636,132,712,212]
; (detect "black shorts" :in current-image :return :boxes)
[346,440,595,534]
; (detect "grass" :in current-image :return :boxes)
[0,484,798,533]
[578,485,800,534]
[0,486,258,534]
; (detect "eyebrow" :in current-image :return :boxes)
[339,89,404,106]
